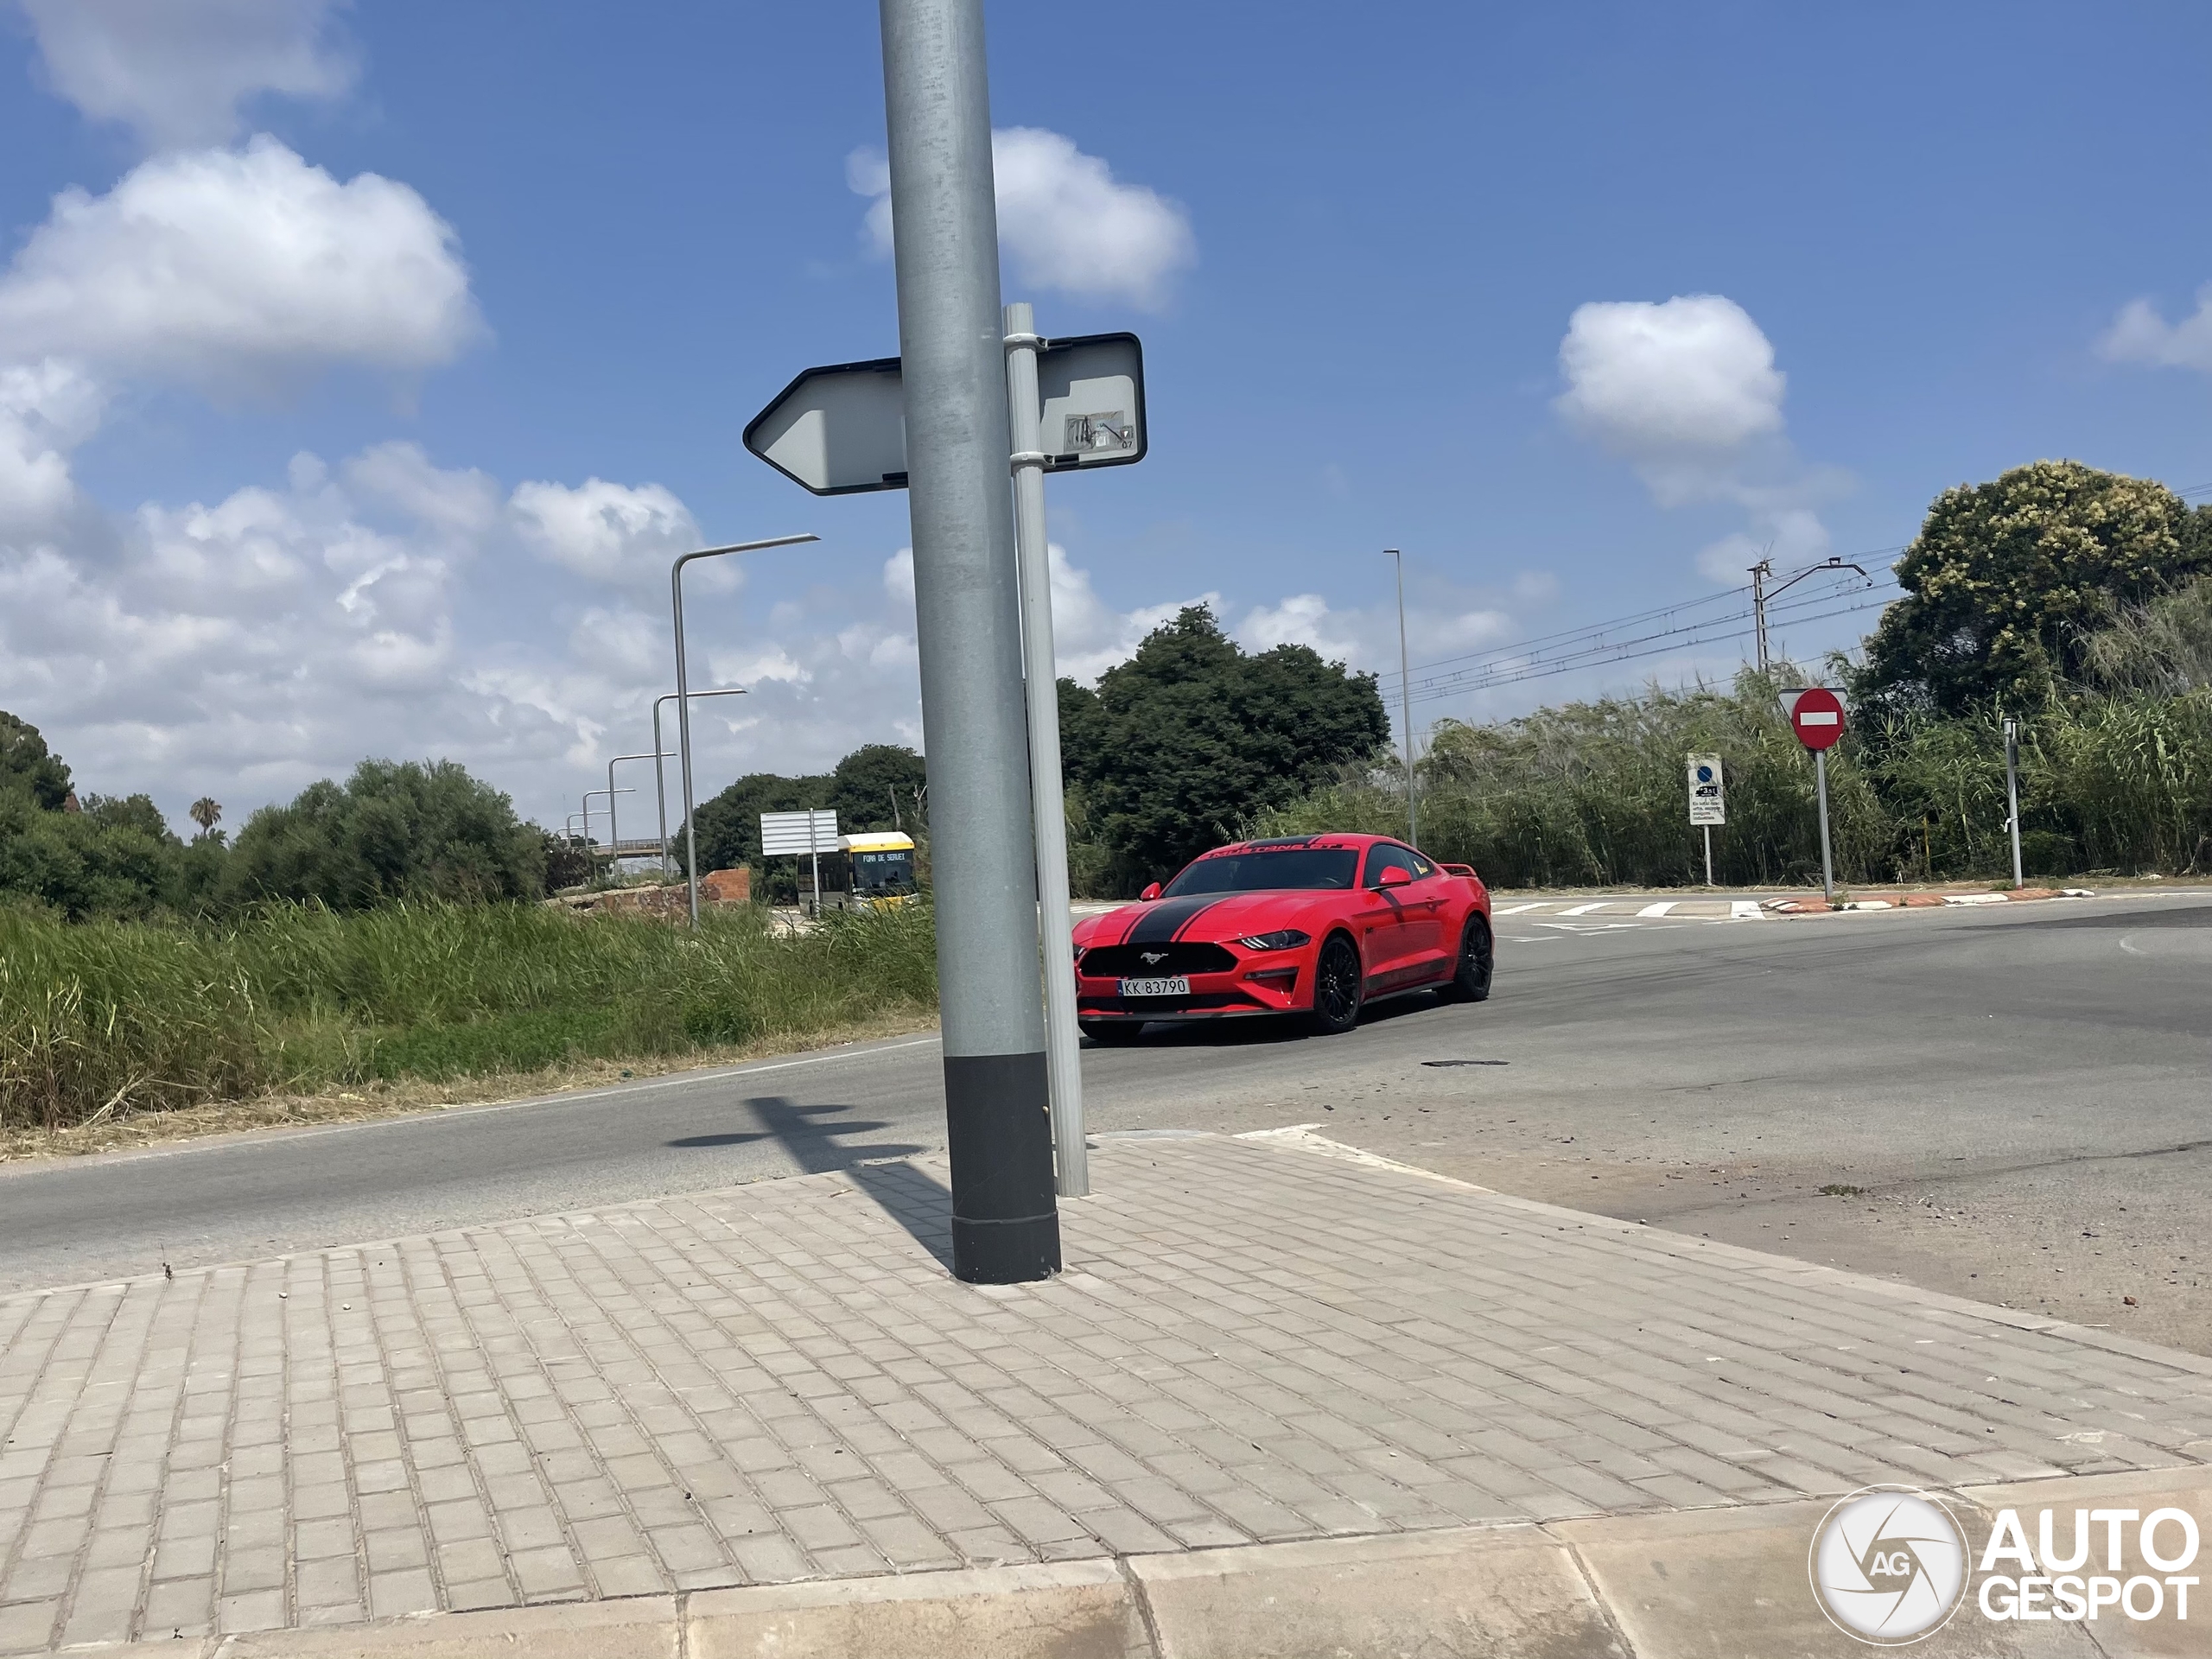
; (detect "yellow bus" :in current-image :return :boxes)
[840,831,918,905]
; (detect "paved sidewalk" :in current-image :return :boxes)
[3,1130,2209,1654]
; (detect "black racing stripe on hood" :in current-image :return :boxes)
[1126,895,1226,944]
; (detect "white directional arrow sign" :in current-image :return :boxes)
[745,333,1146,496]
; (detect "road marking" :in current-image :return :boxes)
[1494,902,1545,914]
[1637,901,1677,917]
[1533,920,1641,933]
[1560,902,1611,916]
[1729,900,1765,919]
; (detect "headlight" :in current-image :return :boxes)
[1236,929,1310,951]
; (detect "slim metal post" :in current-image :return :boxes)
[1005,301,1087,1199]
[1750,560,1770,673]
[653,690,747,881]
[1703,824,1713,887]
[1390,548,1416,847]
[583,788,632,877]
[608,754,675,880]
[2004,716,2024,889]
[881,0,1060,1281]
[1815,749,1834,904]
[671,536,817,925]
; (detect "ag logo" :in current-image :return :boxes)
[1809,1486,1969,1644]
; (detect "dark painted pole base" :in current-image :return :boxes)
[944,1051,1061,1283]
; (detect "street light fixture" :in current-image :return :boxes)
[672,535,819,925]
[652,689,747,878]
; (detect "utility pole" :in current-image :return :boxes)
[1004,300,1087,1198]
[1749,555,1866,674]
[2004,715,2024,889]
[880,0,1060,1282]
[1389,548,1416,847]
[1749,557,1771,672]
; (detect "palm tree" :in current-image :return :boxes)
[188,797,222,835]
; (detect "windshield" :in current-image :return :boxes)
[1162,848,1357,896]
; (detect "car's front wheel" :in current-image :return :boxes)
[1303,933,1364,1035]
[1443,913,1493,1003]
[1079,1019,1147,1046]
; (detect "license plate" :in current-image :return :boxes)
[1118,976,1189,998]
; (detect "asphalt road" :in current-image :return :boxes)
[4,892,2208,1351]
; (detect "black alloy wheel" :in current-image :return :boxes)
[1445,913,1493,1003]
[1304,934,1364,1035]
[1079,1019,1147,1046]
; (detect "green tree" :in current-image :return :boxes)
[1857,461,2209,716]
[0,710,73,811]
[223,760,546,909]
[1057,605,1391,884]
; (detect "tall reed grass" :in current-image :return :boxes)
[0,899,937,1131]
[1248,667,2212,889]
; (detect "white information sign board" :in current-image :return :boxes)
[760,810,839,857]
[1688,754,1726,827]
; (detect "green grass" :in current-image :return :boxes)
[0,899,938,1130]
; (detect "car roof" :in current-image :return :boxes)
[1193,833,1397,859]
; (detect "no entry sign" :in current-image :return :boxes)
[1784,687,1847,752]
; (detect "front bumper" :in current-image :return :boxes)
[1074,956,1306,1020]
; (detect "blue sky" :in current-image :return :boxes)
[2,1,2208,833]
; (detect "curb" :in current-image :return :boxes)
[1768,887,2097,914]
[86,1467,2210,1658]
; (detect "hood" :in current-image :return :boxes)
[1076,889,1338,947]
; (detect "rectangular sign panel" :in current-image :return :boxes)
[1687,753,1726,826]
[760,810,839,856]
[746,334,1145,495]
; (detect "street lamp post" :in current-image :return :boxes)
[582,788,634,874]
[671,535,819,925]
[652,689,747,879]
[607,753,677,881]
[1389,548,1416,848]
[1749,556,1866,672]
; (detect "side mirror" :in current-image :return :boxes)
[1139,882,1162,901]
[1376,867,1412,889]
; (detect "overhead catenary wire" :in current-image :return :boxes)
[1377,570,1900,707]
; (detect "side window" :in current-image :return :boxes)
[1363,844,1415,887]
[1408,850,1436,880]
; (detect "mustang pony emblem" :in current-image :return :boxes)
[1141,950,1168,965]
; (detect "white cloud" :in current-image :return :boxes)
[1557,295,1785,480]
[849,128,1195,309]
[1046,545,1215,682]
[1557,294,1847,585]
[1237,591,1511,677]
[1694,507,1832,586]
[2101,289,2212,372]
[0,138,479,393]
[509,477,700,585]
[0,359,104,530]
[20,0,354,149]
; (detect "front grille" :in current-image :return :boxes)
[1078,941,1240,977]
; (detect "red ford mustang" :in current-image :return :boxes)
[1071,833,1492,1042]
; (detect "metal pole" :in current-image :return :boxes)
[1750,559,1771,673]
[655,690,747,881]
[609,754,676,878]
[880,0,1059,1282]
[809,817,822,919]
[2005,716,2024,889]
[1703,824,1713,887]
[1005,300,1087,1199]
[583,788,633,878]
[671,536,817,925]
[1815,749,1834,905]
[1390,548,1416,847]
